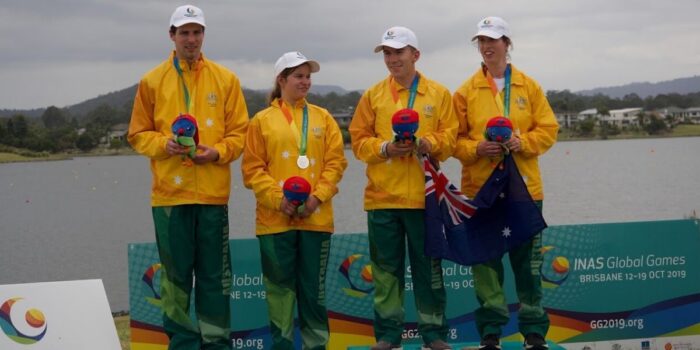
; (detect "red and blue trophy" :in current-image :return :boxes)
[171,114,199,166]
[283,176,311,214]
[484,116,513,168]
[392,108,419,144]
[485,116,512,143]
[485,116,513,153]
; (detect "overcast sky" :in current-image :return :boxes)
[1,0,699,110]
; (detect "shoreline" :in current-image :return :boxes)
[0,148,137,164]
[3,130,700,164]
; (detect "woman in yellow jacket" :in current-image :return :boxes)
[241,51,347,350]
[452,16,558,350]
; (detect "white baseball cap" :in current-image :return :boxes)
[170,5,206,28]
[374,26,419,53]
[274,51,320,77]
[472,16,510,40]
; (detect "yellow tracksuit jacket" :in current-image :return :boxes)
[241,98,347,235]
[128,52,249,206]
[349,73,458,210]
[452,64,559,200]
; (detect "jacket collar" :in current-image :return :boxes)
[473,63,523,88]
[271,97,308,109]
[170,51,206,73]
[388,70,427,95]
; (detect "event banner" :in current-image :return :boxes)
[0,279,121,350]
[128,219,700,349]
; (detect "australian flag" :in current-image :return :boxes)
[424,155,547,266]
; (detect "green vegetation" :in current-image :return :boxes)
[0,146,135,163]
[0,103,130,156]
[670,124,700,137]
[0,152,68,163]
[547,90,700,112]
[114,315,130,350]
[1,88,699,162]
[557,123,700,141]
[0,88,361,159]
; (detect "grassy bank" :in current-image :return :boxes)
[0,147,136,163]
[0,152,71,163]
[2,125,700,164]
[668,124,700,137]
[557,124,700,141]
[115,315,130,350]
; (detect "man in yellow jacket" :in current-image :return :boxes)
[127,5,248,350]
[349,26,458,350]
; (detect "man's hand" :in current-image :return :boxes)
[166,139,189,156]
[386,141,415,158]
[193,144,220,164]
[416,137,432,155]
[476,140,505,158]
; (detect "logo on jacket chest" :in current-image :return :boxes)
[312,126,323,138]
[515,96,527,110]
[207,92,217,107]
[423,104,434,118]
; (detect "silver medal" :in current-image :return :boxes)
[297,155,310,169]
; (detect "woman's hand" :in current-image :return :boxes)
[280,197,297,217]
[298,195,321,218]
[504,136,522,152]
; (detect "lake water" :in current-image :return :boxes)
[1,137,699,312]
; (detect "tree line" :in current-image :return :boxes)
[1,89,699,154]
[546,90,700,114]
[0,104,131,153]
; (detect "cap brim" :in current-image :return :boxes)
[373,40,409,53]
[471,29,503,41]
[172,19,206,28]
[275,59,320,78]
[306,60,320,73]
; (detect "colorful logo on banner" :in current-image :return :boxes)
[540,246,570,288]
[142,263,162,307]
[0,297,48,345]
[338,254,374,297]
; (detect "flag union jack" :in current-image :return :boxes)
[423,154,547,266]
[424,157,476,225]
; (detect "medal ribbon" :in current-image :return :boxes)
[173,56,201,113]
[279,100,309,157]
[483,63,511,118]
[389,74,420,110]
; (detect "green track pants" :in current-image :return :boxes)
[258,230,331,350]
[368,209,449,345]
[152,205,232,350]
[473,201,549,338]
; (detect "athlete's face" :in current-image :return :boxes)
[477,36,508,66]
[280,64,312,103]
[382,46,420,82]
[170,23,204,63]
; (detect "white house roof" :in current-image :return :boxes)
[578,108,598,115]
[609,107,643,114]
